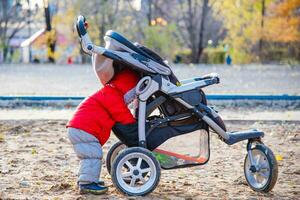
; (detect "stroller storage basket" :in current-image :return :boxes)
[112,119,209,169]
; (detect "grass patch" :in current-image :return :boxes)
[0,133,5,142]
[31,148,38,155]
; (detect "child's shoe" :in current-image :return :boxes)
[77,180,105,187]
[79,182,108,195]
[97,180,105,186]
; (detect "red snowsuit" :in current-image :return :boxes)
[67,68,139,145]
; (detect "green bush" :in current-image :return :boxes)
[143,23,179,61]
[262,46,300,65]
[202,48,226,64]
[173,49,192,63]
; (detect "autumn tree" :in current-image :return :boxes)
[75,0,120,46]
[0,0,30,62]
[152,0,224,63]
[51,0,78,62]
[177,0,210,63]
[214,0,269,63]
[264,0,300,62]
[265,0,300,43]
[215,0,300,63]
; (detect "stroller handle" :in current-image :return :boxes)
[76,15,87,38]
[75,15,105,55]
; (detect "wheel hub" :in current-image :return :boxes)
[249,165,257,173]
[133,169,140,176]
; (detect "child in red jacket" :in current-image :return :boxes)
[67,53,139,194]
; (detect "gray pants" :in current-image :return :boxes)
[67,127,103,185]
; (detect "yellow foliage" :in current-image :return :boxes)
[51,3,82,61]
[213,0,266,63]
[214,0,300,63]
[274,0,300,17]
[265,0,300,42]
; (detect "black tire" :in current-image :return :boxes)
[111,147,161,196]
[244,144,278,193]
[106,141,126,174]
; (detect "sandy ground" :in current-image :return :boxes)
[0,120,299,200]
[0,64,299,199]
[1,64,300,96]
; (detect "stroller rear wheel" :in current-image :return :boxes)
[244,144,278,192]
[111,147,161,196]
[106,141,126,174]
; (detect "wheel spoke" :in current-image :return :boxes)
[125,161,134,170]
[260,167,269,172]
[136,158,142,168]
[122,172,131,178]
[256,173,263,183]
[253,173,258,182]
[138,175,146,184]
[255,154,261,166]
[259,172,268,179]
[141,167,151,173]
[130,177,137,187]
[258,174,264,184]
[260,163,269,170]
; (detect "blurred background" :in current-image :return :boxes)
[1,0,300,115]
[0,0,299,112]
[0,0,299,65]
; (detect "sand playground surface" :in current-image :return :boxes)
[0,119,299,199]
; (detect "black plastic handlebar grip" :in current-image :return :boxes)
[76,15,87,37]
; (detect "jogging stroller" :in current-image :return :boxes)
[76,16,278,196]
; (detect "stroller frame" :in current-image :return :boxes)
[76,16,261,147]
[76,16,278,196]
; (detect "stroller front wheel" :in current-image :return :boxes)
[244,144,278,192]
[111,147,161,196]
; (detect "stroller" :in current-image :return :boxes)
[76,16,278,196]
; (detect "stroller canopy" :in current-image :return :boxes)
[104,30,179,84]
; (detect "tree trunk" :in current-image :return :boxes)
[191,47,198,63]
[147,0,152,26]
[3,45,8,63]
[49,41,56,63]
[187,0,197,63]
[44,2,56,63]
[259,0,265,61]
[195,0,209,63]
[99,9,106,46]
